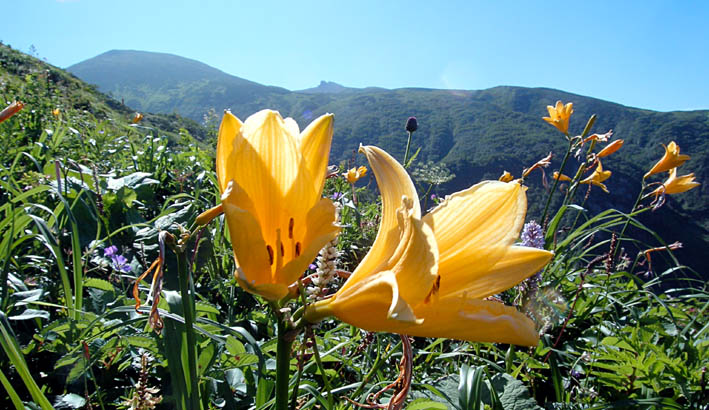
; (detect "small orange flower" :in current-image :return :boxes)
[552,172,572,182]
[543,101,573,134]
[581,162,612,193]
[597,139,623,158]
[650,167,700,197]
[498,171,514,182]
[52,108,61,117]
[0,101,25,124]
[345,165,368,184]
[644,141,690,178]
[132,112,144,124]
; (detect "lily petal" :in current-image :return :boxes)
[444,246,553,299]
[410,296,540,346]
[221,181,272,288]
[423,181,526,256]
[340,145,421,291]
[216,111,243,192]
[307,271,421,327]
[297,113,334,196]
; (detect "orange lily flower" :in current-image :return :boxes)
[650,167,700,197]
[644,141,690,178]
[581,162,612,193]
[543,101,573,134]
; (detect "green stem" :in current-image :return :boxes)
[309,331,333,408]
[275,318,294,410]
[403,131,413,167]
[176,249,200,410]
[541,139,573,226]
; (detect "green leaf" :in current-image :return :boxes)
[406,399,448,409]
[83,278,115,292]
[488,373,540,410]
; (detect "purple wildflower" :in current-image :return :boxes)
[331,192,343,200]
[520,220,545,250]
[104,245,118,257]
[519,221,545,297]
[112,254,131,273]
[309,263,317,270]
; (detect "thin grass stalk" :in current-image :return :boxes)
[0,367,24,409]
[540,139,573,226]
[0,316,54,410]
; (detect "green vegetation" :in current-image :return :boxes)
[1,43,707,409]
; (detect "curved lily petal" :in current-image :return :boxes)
[306,271,421,327]
[339,145,422,293]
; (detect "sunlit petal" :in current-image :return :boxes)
[297,113,334,195]
[340,146,421,291]
[443,246,553,299]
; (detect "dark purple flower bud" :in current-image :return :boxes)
[405,116,418,133]
[104,245,118,257]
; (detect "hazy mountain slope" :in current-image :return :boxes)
[68,50,289,120]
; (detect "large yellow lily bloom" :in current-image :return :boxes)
[305,146,553,346]
[217,110,340,300]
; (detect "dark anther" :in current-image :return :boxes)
[266,245,274,265]
[288,218,294,239]
[280,242,285,257]
[295,242,302,257]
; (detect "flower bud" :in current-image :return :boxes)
[405,116,418,133]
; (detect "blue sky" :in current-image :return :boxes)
[4,0,709,111]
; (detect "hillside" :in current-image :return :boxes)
[64,49,709,276]
[68,50,289,120]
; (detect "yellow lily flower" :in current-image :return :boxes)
[542,100,573,134]
[499,171,514,182]
[132,112,144,124]
[644,141,690,178]
[597,139,624,158]
[305,146,553,346]
[650,167,700,197]
[580,162,612,193]
[344,165,368,184]
[217,110,340,300]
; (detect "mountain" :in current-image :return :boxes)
[297,81,386,94]
[67,50,709,276]
[68,50,289,120]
